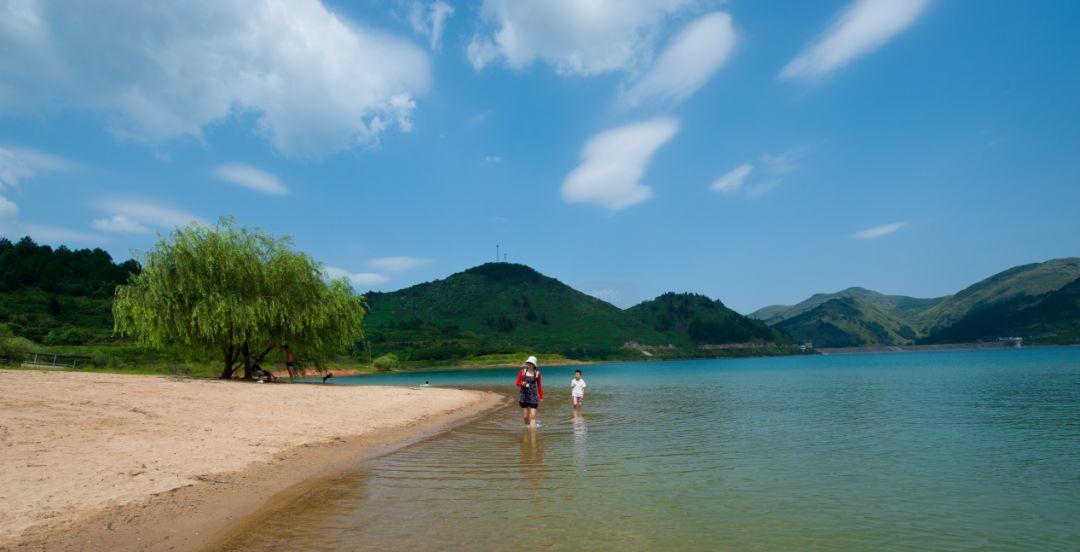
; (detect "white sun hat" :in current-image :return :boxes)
[525,356,538,366]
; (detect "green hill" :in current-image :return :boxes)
[365,264,799,363]
[627,292,789,346]
[757,287,943,326]
[748,304,791,321]
[922,276,1080,344]
[917,258,1080,333]
[757,258,1080,347]
[0,236,139,343]
[773,297,920,348]
[364,263,670,360]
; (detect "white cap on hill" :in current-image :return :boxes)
[526,355,538,366]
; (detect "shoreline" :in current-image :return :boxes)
[814,341,1063,355]
[0,370,506,551]
[206,397,515,551]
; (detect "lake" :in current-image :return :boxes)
[220,347,1080,550]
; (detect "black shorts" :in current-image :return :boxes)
[519,401,539,409]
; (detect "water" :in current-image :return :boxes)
[221,348,1080,550]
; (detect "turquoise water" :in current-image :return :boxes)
[224,348,1080,550]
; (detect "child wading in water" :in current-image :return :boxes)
[570,369,587,408]
[516,356,543,427]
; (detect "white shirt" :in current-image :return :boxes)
[570,378,587,397]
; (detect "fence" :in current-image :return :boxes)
[23,352,92,369]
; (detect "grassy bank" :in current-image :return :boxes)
[1,339,809,378]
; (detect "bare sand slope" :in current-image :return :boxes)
[0,369,501,548]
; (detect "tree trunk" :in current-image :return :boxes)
[220,345,236,379]
[252,341,276,365]
[241,344,253,380]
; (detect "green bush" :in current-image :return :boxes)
[372,353,400,371]
[1,335,36,362]
[44,326,100,345]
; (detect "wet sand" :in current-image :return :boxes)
[0,369,505,551]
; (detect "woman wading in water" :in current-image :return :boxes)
[515,356,543,427]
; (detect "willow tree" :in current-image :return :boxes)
[113,219,365,379]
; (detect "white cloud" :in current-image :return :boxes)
[0,144,78,188]
[0,191,103,244]
[620,12,736,108]
[324,265,390,287]
[483,155,503,163]
[852,221,907,239]
[91,215,151,234]
[710,164,752,194]
[0,194,18,221]
[760,147,806,175]
[213,163,289,196]
[780,0,930,80]
[0,1,431,158]
[369,256,433,272]
[562,118,679,211]
[745,179,782,198]
[467,0,692,76]
[409,1,454,51]
[93,198,203,234]
[710,147,807,198]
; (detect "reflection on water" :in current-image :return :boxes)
[518,427,546,491]
[572,410,587,463]
[219,348,1080,551]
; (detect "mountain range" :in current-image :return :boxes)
[364,263,791,362]
[750,258,1080,347]
[3,234,1078,361]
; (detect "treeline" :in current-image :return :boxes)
[0,237,139,343]
[0,237,139,297]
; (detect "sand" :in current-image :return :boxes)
[0,369,504,550]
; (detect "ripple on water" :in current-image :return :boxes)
[219,349,1080,551]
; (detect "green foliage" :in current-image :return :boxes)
[0,236,139,297]
[372,353,400,371]
[43,326,99,345]
[0,324,35,362]
[113,219,366,378]
[0,237,138,343]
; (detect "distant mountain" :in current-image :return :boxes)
[756,287,943,326]
[364,263,669,360]
[627,293,789,347]
[758,258,1080,347]
[365,263,795,362]
[922,276,1080,344]
[774,297,920,348]
[917,258,1080,333]
[748,304,791,321]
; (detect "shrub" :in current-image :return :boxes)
[43,326,99,345]
[373,353,400,371]
[0,335,36,362]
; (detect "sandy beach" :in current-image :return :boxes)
[0,369,504,551]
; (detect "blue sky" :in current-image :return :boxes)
[1,0,1078,313]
